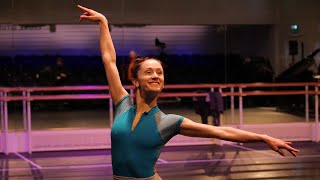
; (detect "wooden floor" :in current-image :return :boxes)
[4,104,319,179]
[2,141,320,180]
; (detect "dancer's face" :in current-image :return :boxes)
[133,59,164,94]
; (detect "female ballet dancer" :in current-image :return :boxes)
[78,5,299,180]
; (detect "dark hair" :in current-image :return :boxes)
[129,56,163,81]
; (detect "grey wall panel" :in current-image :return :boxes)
[0,0,14,23]
[0,24,271,57]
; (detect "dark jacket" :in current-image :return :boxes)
[208,92,224,113]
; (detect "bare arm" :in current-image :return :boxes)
[78,5,128,104]
[180,118,299,157]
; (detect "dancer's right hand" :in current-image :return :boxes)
[78,5,106,22]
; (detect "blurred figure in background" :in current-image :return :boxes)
[127,50,136,82]
[37,65,54,86]
[121,50,136,84]
[52,57,70,110]
[193,91,223,126]
[53,57,69,86]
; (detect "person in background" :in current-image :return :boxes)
[53,57,69,86]
[127,50,137,82]
[120,50,136,84]
[193,90,210,124]
[193,91,223,126]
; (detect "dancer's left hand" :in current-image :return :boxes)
[264,135,299,157]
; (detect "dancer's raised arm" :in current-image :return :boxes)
[78,5,128,104]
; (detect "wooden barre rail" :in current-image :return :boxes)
[0,82,319,155]
[0,91,319,102]
[1,82,320,92]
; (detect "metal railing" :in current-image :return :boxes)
[0,82,319,154]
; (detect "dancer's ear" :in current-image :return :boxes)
[132,78,139,88]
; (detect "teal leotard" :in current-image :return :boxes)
[111,95,184,178]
